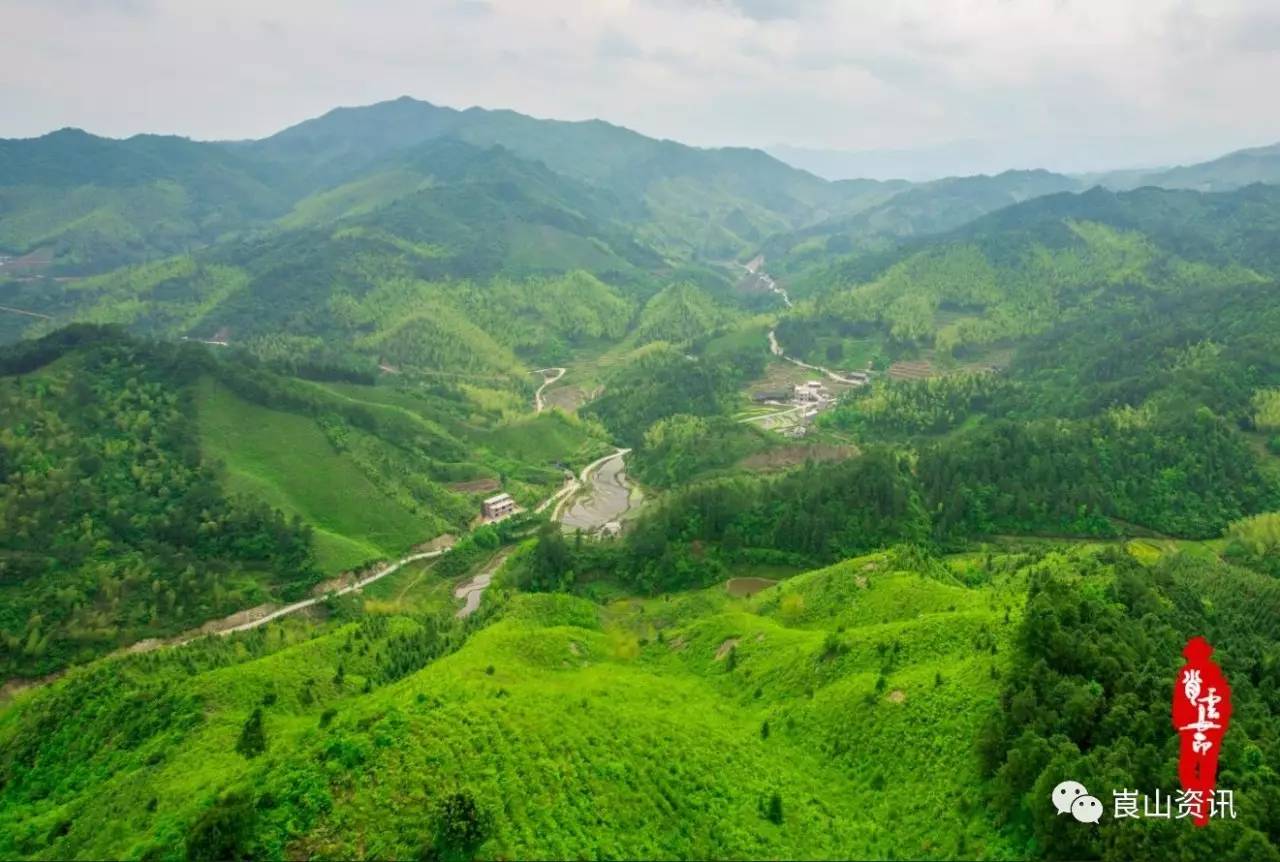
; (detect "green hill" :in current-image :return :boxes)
[0,138,691,374]
[0,130,300,274]
[764,170,1083,281]
[0,545,1034,860]
[5,538,1275,860]
[1099,141,1280,192]
[245,96,860,260]
[776,184,1280,368]
[0,326,609,677]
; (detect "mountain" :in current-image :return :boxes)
[1124,142,1280,192]
[1091,141,1280,192]
[777,182,1280,368]
[0,96,888,276]
[0,138,690,372]
[246,96,862,261]
[0,129,302,274]
[762,169,1082,281]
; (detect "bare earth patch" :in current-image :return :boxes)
[739,442,859,472]
[725,576,778,598]
[715,637,741,660]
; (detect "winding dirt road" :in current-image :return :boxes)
[453,549,514,619]
[532,367,566,413]
[197,548,452,640]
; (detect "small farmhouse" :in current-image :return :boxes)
[482,493,517,521]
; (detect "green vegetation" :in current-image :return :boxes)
[0,327,315,677]
[584,344,763,447]
[194,378,434,573]
[0,326,608,677]
[981,546,1280,861]
[0,130,299,274]
[631,414,771,487]
[615,450,929,593]
[822,371,1009,437]
[777,185,1280,370]
[6,97,1280,862]
[920,410,1279,540]
[765,170,1082,282]
[1224,512,1280,577]
[0,543,1048,860]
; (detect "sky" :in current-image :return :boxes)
[2,0,1279,176]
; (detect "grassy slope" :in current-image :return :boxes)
[478,410,610,467]
[194,377,430,572]
[0,548,1033,860]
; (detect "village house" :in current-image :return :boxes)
[793,380,826,402]
[482,492,517,521]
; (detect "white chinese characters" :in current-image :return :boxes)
[1179,669,1223,755]
[1112,788,1236,821]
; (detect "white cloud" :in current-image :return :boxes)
[0,0,1277,169]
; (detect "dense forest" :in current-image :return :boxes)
[0,327,316,676]
[980,548,1280,861]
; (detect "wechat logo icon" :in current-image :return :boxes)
[1053,780,1103,824]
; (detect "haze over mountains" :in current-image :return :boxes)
[3,96,1280,282]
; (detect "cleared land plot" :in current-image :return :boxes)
[195,378,430,574]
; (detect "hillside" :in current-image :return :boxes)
[0,96,885,277]
[0,138,690,374]
[0,546,1031,860]
[762,170,1083,283]
[0,326,611,677]
[4,537,1276,860]
[776,184,1280,369]
[1100,141,1280,192]
[0,130,301,274]
[244,96,857,260]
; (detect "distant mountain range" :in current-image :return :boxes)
[4,97,1279,280]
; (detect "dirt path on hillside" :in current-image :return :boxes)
[0,304,52,320]
[532,367,567,413]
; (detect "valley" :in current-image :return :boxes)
[2,91,1280,862]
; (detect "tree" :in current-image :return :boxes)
[235,707,266,758]
[526,521,572,592]
[428,790,490,861]
[185,790,255,861]
[766,791,784,825]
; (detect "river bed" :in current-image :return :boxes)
[560,453,641,532]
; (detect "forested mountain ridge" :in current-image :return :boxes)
[1098,141,1280,192]
[240,96,879,261]
[777,183,1280,370]
[764,169,1084,280]
[0,129,303,274]
[0,96,867,274]
[0,138,692,374]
